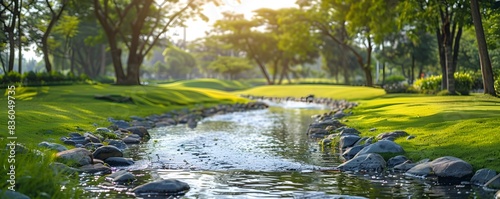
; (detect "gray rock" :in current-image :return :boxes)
[342,145,365,160]
[471,169,497,186]
[92,146,123,160]
[339,135,361,149]
[339,128,361,136]
[187,118,198,129]
[406,135,416,140]
[85,143,104,150]
[126,126,150,139]
[307,128,330,138]
[105,157,135,167]
[113,120,131,129]
[393,160,416,172]
[68,132,84,138]
[107,139,128,150]
[338,153,386,172]
[79,163,112,174]
[406,156,473,179]
[123,136,141,144]
[356,140,405,157]
[55,148,93,166]
[107,170,136,184]
[387,155,409,168]
[84,132,101,143]
[308,119,344,130]
[96,127,112,133]
[132,179,190,196]
[485,174,500,189]
[38,141,67,152]
[0,190,30,199]
[333,111,346,119]
[376,130,408,140]
[496,190,500,199]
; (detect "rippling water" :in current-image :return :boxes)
[82,102,496,198]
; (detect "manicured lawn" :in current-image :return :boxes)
[349,94,500,171]
[0,84,247,144]
[160,78,253,91]
[235,84,387,100]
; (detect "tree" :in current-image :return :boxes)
[93,0,219,85]
[302,0,398,87]
[41,0,69,72]
[470,0,496,96]
[162,46,196,79]
[0,0,20,72]
[208,56,253,80]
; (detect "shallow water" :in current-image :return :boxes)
[82,102,496,198]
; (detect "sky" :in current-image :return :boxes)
[169,0,298,41]
[25,0,297,61]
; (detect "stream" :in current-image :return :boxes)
[81,101,495,198]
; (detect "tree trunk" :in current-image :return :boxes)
[343,66,350,85]
[122,54,142,85]
[470,0,496,96]
[410,53,415,84]
[8,32,15,72]
[17,0,22,74]
[436,29,447,90]
[364,35,374,87]
[382,62,386,85]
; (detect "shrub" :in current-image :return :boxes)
[37,71,52,83]
[454,72,473,95]
[3,71,22,83]
[384,75,406,85]
[495,79,500,96]
[93,76,115,84]
[414,75,442,94]
[413,72,473,95]
[23,71,38,84]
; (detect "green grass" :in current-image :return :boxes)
[235,85,387,101]
[161,78,253,91]
[0,84,247,144]
[347,94,500,171]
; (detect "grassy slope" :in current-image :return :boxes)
[239,85,500,171]
[349,94,500,171]
[0,84,247,144]
[161,78,253,91]
[235,85,386,100]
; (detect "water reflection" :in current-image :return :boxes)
[81,104,496,198]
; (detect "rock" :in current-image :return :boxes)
[84,132,101,143]
[79,163,112,174]
[0,190,30,199]
[107,170,136,184]
[187,118,198,129]
[393,160,416,172]
[387,155,409,168]
[406,156,473,181]
[369,128,377,132]
[96,127,112,133]
[406,135,416,140]
[122,136,141,144]
[132,179,190,197]
[107,139,128,150]
[308,119,344,130]
[338,153,386,172]
[339,128,361,136]
[376,130,408,140]
[68,132,84,138]
[356,140,405,157]
[342,145,365,160]
[105,157,135,167]
[126,126,150,139]
[38,141,67,152]
[55,148,93,166]
[307,128,330,138]
[496,190,500,199]
[470,169,497,186]
[333,111,346,119]
[485,174,500,189]
[111,119,130,129]
[85,143,104,150]
[339,135,361,149]
[50,162,80,175]
[92,146,123,160]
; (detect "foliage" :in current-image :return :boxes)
[207,56,253,79]
[414,72,473,95]
[0,145,83,198]
[162,46,197,79]
[384,75,406,85]
[0,71,89,86]
[495,79,500,96]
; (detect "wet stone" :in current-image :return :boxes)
[338,153,386,172]
[105,157,135,167]
[387,155,409,168]
[107,170,136,184]
[107,139,128,150]
[123,136,141,144]
[55,148,93,166]
[471,169,497,186]
[92,146,123,160]
[79,163,112,174]
[485,174,500,189]
[133,179,190,197]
